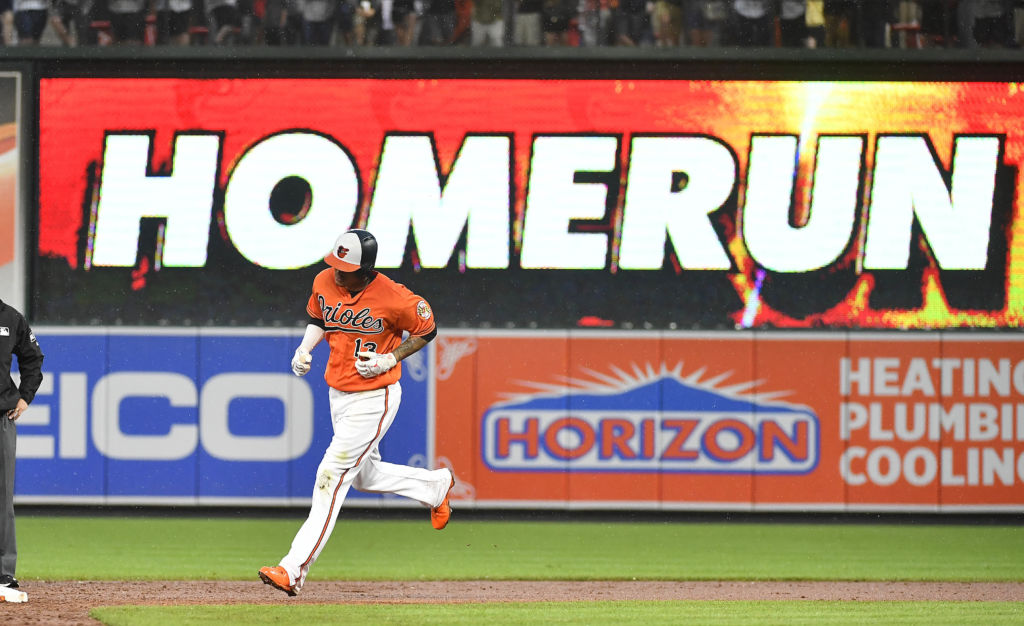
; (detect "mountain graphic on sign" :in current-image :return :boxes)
[492,363,813,416]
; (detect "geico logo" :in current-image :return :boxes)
[17,371,314,461]
[88,131,1002,273]
[483,410,818,474]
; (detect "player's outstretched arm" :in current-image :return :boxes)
[291,324,325,377]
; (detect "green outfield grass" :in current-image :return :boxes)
[15,515,1024,582]
[90,601,1024,626]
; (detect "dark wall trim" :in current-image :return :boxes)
[2,46,1023,81]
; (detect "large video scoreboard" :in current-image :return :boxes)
[34,77,1023,329]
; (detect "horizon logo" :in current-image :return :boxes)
[481,371,820,474]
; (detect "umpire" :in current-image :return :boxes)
[0,298,43,591]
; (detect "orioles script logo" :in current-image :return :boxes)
[318,295,384,334]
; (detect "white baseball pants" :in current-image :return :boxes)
[278,381,452,591]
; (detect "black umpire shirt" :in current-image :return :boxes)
[0,299,44,413]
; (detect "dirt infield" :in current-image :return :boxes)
[3,580,1023,625]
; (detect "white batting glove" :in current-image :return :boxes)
[355,351,397,378]
[291,348,312,376]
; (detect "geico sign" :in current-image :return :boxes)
[19,371,313,461]
[88,131,1003,272]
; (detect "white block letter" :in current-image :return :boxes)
[92,134,220,267]
[368,134,511,269]
[200,373,314,461]
[864,136,1000,270]
[224,132,359,269]
[521,136,618,269]
[619,136,735,270]
[91,372,198,461]
[743,135,862,272]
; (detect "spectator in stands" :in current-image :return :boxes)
[585,0,616,44]
[420,0,455,43]
[470,0,502,45]
[237,0,257,42]
[891,0,948,48]
[860,0,891,47]
[390,0,414,44]
[823,0,857,46]
[377,0,394,42]
[970,0,1013,46]
[729,0,771,45]
[12,0,50,43]
[334,0,354,43]
[614,0,649,44]
[283,0,304,42]
[207,0,242,43]
[919,0,952,47]
[805,0,825,46]
[956,0,979,46]
[352,0,379,43]
[301,0,336,43]
[262,0,290,42]
[578,0,610,45]
[50,0,88,45]
[893,0,920,47]
[1014,0,1024,47]
[105,0,148,43]
[513,0,541,45]
[541,0,574,44]
[153,0,192,44]
[683,0,726,45]
[652,0,681,45]
[778,0,805,46]
[0,0,12,45]
[451,0,470,42]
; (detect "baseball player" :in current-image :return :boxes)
[1,298,44,593]
[259,229,455,597]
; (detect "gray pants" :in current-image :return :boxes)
[0,417,15,579]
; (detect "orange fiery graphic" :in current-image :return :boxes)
[712,82,1024,329]
[37,78,1024,329]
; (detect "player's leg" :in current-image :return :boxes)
[352,447,452,507]
[0,415,16,583]
[275,384,401,592]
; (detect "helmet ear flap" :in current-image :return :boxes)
[349,228,378,272]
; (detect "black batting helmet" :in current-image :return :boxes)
[324,229,378,272]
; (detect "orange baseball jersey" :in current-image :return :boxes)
[306,268,436,392]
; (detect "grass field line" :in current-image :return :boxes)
[18,517,1024,583]
[87,601,1024,626]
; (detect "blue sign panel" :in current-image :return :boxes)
[14,328,431,505]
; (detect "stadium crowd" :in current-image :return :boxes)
[0,0,1019,49]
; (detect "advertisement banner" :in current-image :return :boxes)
[0,72,21,310]
[15,328,1024,511]
[14,328,432,505]
[433,331,1024,512]
[35,78,1024,329]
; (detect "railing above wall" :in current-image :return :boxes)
[2,44,1024,79]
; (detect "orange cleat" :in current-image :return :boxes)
[431,470,455,530]
[258,565,297,596]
